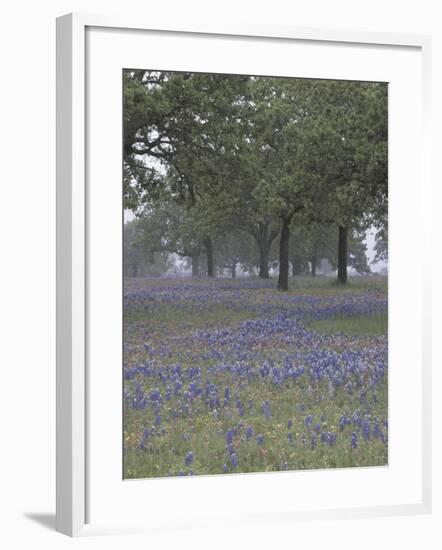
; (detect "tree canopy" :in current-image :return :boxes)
[123,70,388,287]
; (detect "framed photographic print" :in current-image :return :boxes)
[56,13,432,536]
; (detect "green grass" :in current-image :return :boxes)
[125,303,259,329]
[124,378,388,478]
[308,312,388,336]
[286,275,387,294]
[123,276,388,478]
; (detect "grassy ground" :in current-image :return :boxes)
[309,313,388,336]
[123,275,388,479]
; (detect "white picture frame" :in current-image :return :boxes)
[56,12,432,537]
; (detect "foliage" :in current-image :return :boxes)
[122,70,387,286]
[123,219,171,277]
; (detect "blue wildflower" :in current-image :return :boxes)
[350,432,358,449]
[262,400,272,419]
[339,415,346,432]
[362,419,370,441]
[230,453,238,469]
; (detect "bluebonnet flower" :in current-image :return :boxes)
[311,434,317,450]
[339,415,346,432]
[373,418,382,439]
[305,414,313,429]
[362,419,371,441]
[262,400,272,419]
[224,387,230,402]
[350,432,358,449]
[150,389,161,402]
[185,451,194,467]
[124,279,388,477]
[230,453,238,469]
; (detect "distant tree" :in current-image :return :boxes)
[123,71,387,288]
[214,230,255,278]
[244,78,324,290]
[123,219,171,277]
[348,230,371,274]
[373,226,388,262]
[123,70,249,278]
[133,193,205,276]
[307,81,388,284]
[288,223,370,276]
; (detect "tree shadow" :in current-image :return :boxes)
[24,513,56,531]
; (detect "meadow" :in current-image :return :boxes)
[123,276,388,479]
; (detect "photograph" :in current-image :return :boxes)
[122,69,388,479]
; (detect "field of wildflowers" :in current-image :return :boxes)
[123,276,388,479]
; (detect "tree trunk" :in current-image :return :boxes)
[310,256,317,277]
[231,262,237,279]
[277,218,290,291]
[250,222,279,279]
[258,244,270,279]
[203,237,215,277]
[191,252,200,277]
[337,226,348,285]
